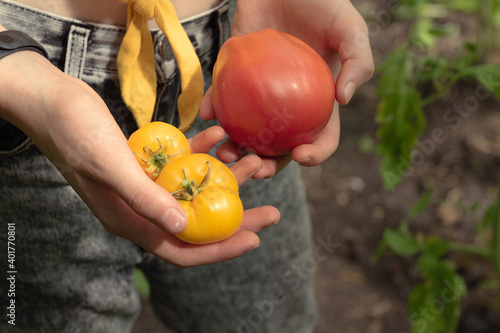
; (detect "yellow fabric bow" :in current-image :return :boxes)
[118,0,204,131]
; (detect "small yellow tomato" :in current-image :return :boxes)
[156,153,243,244]
[128,122,190,181]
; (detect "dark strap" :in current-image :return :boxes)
[0,30,48,60]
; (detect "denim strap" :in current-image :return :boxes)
[64,25,91,79]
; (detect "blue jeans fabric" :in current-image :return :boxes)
[0,1,317,332]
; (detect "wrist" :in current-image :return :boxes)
[0,49,65,131]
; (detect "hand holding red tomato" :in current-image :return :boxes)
[201,0,374,178]
[212,29,335,157]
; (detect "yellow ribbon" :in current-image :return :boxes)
[118,0,204,131]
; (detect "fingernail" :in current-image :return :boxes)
[344,81,356,104]
[297,157,312,166]
[162,208,187,234]
[250,241,260,251]
[226,151,240,163]
[249,167,263,178]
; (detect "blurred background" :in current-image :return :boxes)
[307,1,500,332]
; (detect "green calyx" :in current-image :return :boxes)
[172,161,212,201]
[135,136,186,178]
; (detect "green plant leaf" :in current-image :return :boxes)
[438,0,480,14]
[409,188,434,220]
[376,47,428,189]
[480,201,499,231]
[423,235,450,258]
[465,64,500,98]
[412,18,439,49]
[134,268,150,297]
[481,278,499,290]
[382,224,420,257]
[376,84,425,189]
[408,258,466,333]
[469,200,481,213]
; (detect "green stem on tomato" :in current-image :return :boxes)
[173,162,211,201]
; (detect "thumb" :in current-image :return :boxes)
[98,142,188,235]
[329,8,374,105]
[117,171,188,234]
[53,117,189,235]
[199,86,216,120]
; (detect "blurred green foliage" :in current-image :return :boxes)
[375,0,500,189]
[374,1,500,332]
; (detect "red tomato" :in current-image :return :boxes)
[212,28,335,156]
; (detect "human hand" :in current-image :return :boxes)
[202,0,374,177]
[0,51,279,267]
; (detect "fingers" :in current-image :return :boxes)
[188,125,226,154]
[335,42,374,105]
[291,103,340,166]
[162,205,280,267]
[128,207,280,268]
[215,137,292,179]
[159,231,262,268]
[86,174,255,267]
[214,105,338,174]
[80,175,279,268]
[199,86,216,120]
[251,155,292,179]
[228,154,263,186]
[239,206,280,233]
[97,203,260,268]
[331,10,375,105]
[216,136,247,163]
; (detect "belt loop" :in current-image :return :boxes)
[64,25,91,79]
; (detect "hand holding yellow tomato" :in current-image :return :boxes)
[128,123,247,245]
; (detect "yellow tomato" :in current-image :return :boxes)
[156,153,243,244]
[128,122,190,181]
